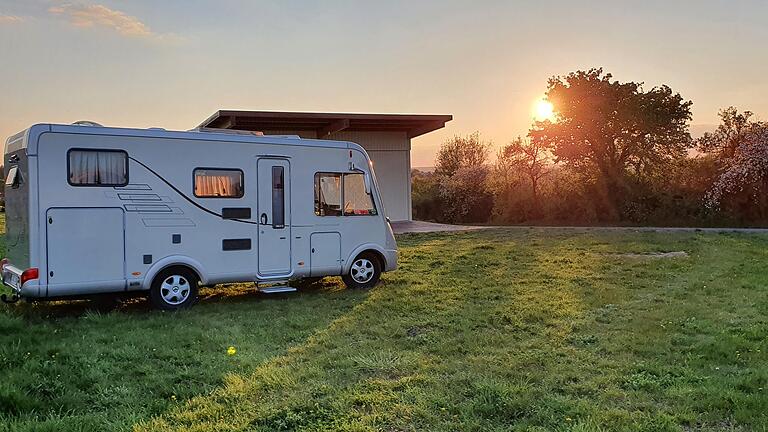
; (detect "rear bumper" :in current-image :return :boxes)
[2,264,38,297]
[383,249,398,272]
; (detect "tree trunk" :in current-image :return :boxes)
[595,163,625,222]
[530,175,541,219]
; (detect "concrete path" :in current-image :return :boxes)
[511,226,768,233]
[391,220,492,234]
[391,220,768,234]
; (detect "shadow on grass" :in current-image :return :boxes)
[0,279,367,431]
[1,277,349,319]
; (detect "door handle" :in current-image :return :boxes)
[260,213,268,225]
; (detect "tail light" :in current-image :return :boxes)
[21,268,38,286]
[0,258,8,271]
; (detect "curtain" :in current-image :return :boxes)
[344,174,375,215]
[319,176,341,206]
[70,150,126,185]
[195,171,241,197]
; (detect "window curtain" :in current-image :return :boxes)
[70,151,125,185]
[319,176,341,206]
[195,172,241,197]
[344,174,375,215]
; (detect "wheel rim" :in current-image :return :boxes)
[160,275,191,305]
[350,258,375,284]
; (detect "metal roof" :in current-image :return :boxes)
[198,110,452,139]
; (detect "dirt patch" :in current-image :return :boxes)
[613,251,689,259]
[406,326,429,337]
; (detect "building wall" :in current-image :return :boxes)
[261,129,412,221]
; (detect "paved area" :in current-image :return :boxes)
[391,220,492,234]
[391,220,768,234]
[514,226,768,233]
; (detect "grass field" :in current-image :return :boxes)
[1,214,767,431]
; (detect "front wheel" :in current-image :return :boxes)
[149,267,199,310]
[342,254,382,289]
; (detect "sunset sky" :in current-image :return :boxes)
[1,0,766,166]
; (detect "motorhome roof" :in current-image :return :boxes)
[7,123,361,156]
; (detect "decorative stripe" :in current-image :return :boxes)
[127,156,259,225]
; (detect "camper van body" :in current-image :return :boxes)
[2,124,397,307]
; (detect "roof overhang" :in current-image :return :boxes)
[198,110,452,139]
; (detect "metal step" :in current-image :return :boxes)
[259,286,297,294]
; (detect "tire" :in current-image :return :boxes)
[342,253,382,289]
[149,266,199,310]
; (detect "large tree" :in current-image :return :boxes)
[529,68,693,219]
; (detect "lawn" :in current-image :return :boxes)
[1,215,767,431]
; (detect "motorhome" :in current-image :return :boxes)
[1,123,398,309]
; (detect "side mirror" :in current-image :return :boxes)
[364,171,372,194]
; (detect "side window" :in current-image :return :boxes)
[272,166,285,227]
[343,173,377,216]
[314,173,342,216]
[68,149,128,186]
[194,168,244,198]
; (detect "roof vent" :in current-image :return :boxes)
[72,120,104,127]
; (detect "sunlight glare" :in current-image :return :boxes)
[534,99,555,121]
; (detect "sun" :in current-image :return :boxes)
[534,99,555,121]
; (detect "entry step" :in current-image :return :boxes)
[259,286,297,294]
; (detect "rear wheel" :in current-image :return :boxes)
[342,253,382,289]
[149,267,199,310]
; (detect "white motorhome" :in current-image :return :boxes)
[1,123,397,309]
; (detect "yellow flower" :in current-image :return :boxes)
[227,346,237,356]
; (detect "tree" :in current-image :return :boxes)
[529,68,693,220]
[432,133,493,223]
[434,132,489,176]
[439,165,493,223]
[698,107,755,158]
[411,169,443,221]
[703,109,768,221]
[497,136,551,205]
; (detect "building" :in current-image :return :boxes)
[198,110,452,221]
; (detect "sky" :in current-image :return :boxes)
[1,0,767,167]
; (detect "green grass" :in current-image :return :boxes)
[1,214,767,431]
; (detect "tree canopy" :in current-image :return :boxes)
[529,68,693,218]
[434,132,489,177]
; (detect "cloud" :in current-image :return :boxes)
[0,14,24,24]
[48,3,156,38]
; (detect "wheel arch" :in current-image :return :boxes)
[343,244,387,274]
[142,256,207,290]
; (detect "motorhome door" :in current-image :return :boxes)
[257,158,291,275]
